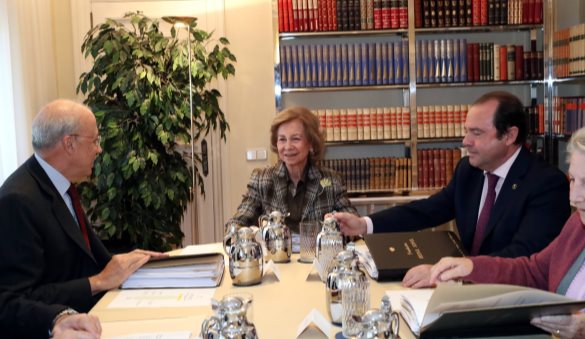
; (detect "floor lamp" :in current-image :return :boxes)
[162,16,198,244]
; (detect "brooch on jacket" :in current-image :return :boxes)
[319,178,332,195]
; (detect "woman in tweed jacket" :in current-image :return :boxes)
[227,106,357,234]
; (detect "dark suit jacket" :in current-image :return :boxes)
[370,147,571,257]
[0,289,68,338]
[0,156,111,337]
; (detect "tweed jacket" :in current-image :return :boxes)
[227,161,357,230]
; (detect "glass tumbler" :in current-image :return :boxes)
[341,279,370,338]
[299,221,320,263]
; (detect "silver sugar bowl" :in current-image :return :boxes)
[229,227,263,286]
[259,210,291,263]
[201,294,258,339]
[316,216,344,280]
[325,242,368,324]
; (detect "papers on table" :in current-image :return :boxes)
[386,288,434,335]
[108,288,215,308]
[121,253,224,289]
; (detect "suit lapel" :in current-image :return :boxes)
[482,148,531,242]
[302,164,321,221]
[27,157,97,262]
[272,162,289,214]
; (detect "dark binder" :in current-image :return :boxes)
[364,230,466,281]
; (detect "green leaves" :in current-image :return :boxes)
[76,11,236,251]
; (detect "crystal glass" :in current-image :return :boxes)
[299,221,320,263]
[341,278,370,337]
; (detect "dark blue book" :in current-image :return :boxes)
[361,42,369,86]
[453,39,460,82]
[335,44,343,87]
[459,39,467,82]
[368,43,376,86]
[393,41,402,84]
[342,44,349,86]
[416,40,422,83]
[280,45,289,88]
[316,44,324,87]
[376,42,384,85]
[310,45,318,87]
[354,43,362,86]
[303,44,313,87]
[428,40,435,83]
[291,45,299,88]
[322,44,330,87]
[402,40,409,84]
[348,43,355,86]
[298,45,306,87]
[434,40,441,83]
[382,42,389,85]
[422,40,429,83]
[446,39,454,83]
[387,42,395,85]
[329,44,337,87]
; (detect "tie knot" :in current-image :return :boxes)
[67,184,79,198]
[486,173,499,188]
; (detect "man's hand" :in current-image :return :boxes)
[52,313,101,339]
[333,212,367,236]
[402,264,435,288]
[89,249,167,294]
[531,313,585,339]
[429,257,474,285]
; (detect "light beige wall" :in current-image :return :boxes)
[222,0,278,223]
[51,0,76,99]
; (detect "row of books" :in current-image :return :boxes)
[415,0,543,29]
[415,39,543,84]
[553,23,585,78]
[321,157,413,192]
[280,42,409,88]
[277,0,408,33]
[526,103,544,135]
[314,107,410,141]
[552,96,585,136]
[417,148,462,189]
[416,104,471,139]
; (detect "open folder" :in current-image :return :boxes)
[394,283,585,338]
[121,253,224,289]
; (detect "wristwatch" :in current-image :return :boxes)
[48,308,78,338]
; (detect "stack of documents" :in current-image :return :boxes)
[121,253,224,289]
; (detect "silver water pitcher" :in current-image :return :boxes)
[229,227,263,286]
[201,294,258,339]
[354,295,400,338]
[325,242,368,324]
[259,210,291,263]
[316,216,344,280]
[224,222,240,255]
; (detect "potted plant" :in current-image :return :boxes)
[76,12,236,251]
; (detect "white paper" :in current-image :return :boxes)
[263,259,281,280]
[296,308,332,337]
[109,331,191,339]
[108,288,215,308]
[179,243,225,256]
[385,288,434,334]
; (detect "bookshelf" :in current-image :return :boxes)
[273,0,555,198]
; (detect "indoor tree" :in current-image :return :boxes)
[77,12,236,251]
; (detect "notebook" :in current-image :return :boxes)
[364,230,466,281]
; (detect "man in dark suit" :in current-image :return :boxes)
[0,99,165,337]
[334,91,571,287]
[0,290,101,338]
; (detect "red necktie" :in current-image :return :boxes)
[471,173,499,255]
[67,184,91,250]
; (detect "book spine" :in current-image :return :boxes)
[515,45,524,80]
[507,44,515,80]
[339,108,348,141]
[499,44,507,81]
[347,108,358,140]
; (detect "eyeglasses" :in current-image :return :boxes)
[71,134,102,146]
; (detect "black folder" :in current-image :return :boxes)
[364,230,466,281]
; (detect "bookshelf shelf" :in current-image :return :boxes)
[417,138,462,144]
[415,24,543,35]
[416,80,542,89]
[282,84,409,93]
[279,29,407,40]
[326,139,410,146]
[553,76,585,84]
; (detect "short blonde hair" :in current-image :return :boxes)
[270,106,325,162]
[567,126,585,161]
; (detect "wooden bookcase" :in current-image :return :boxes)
[272,0,565,201]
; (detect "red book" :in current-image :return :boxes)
[433,149,441,187]
[330,0,338,31]
[515,45,524,80]
[473,43,481,82]
[472,0,481,26]
[440,149,447,186]
[414,0,422,27]
[399,0,408,28]
[374,0,383,29]
[467,42,475,81]
[292,0,299,31]
[499,45,508,81]
[528,0,535,24]
[417,149,424,187]
[480,0,488,25]
[534,0,542,23]
[389,0,397,29]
